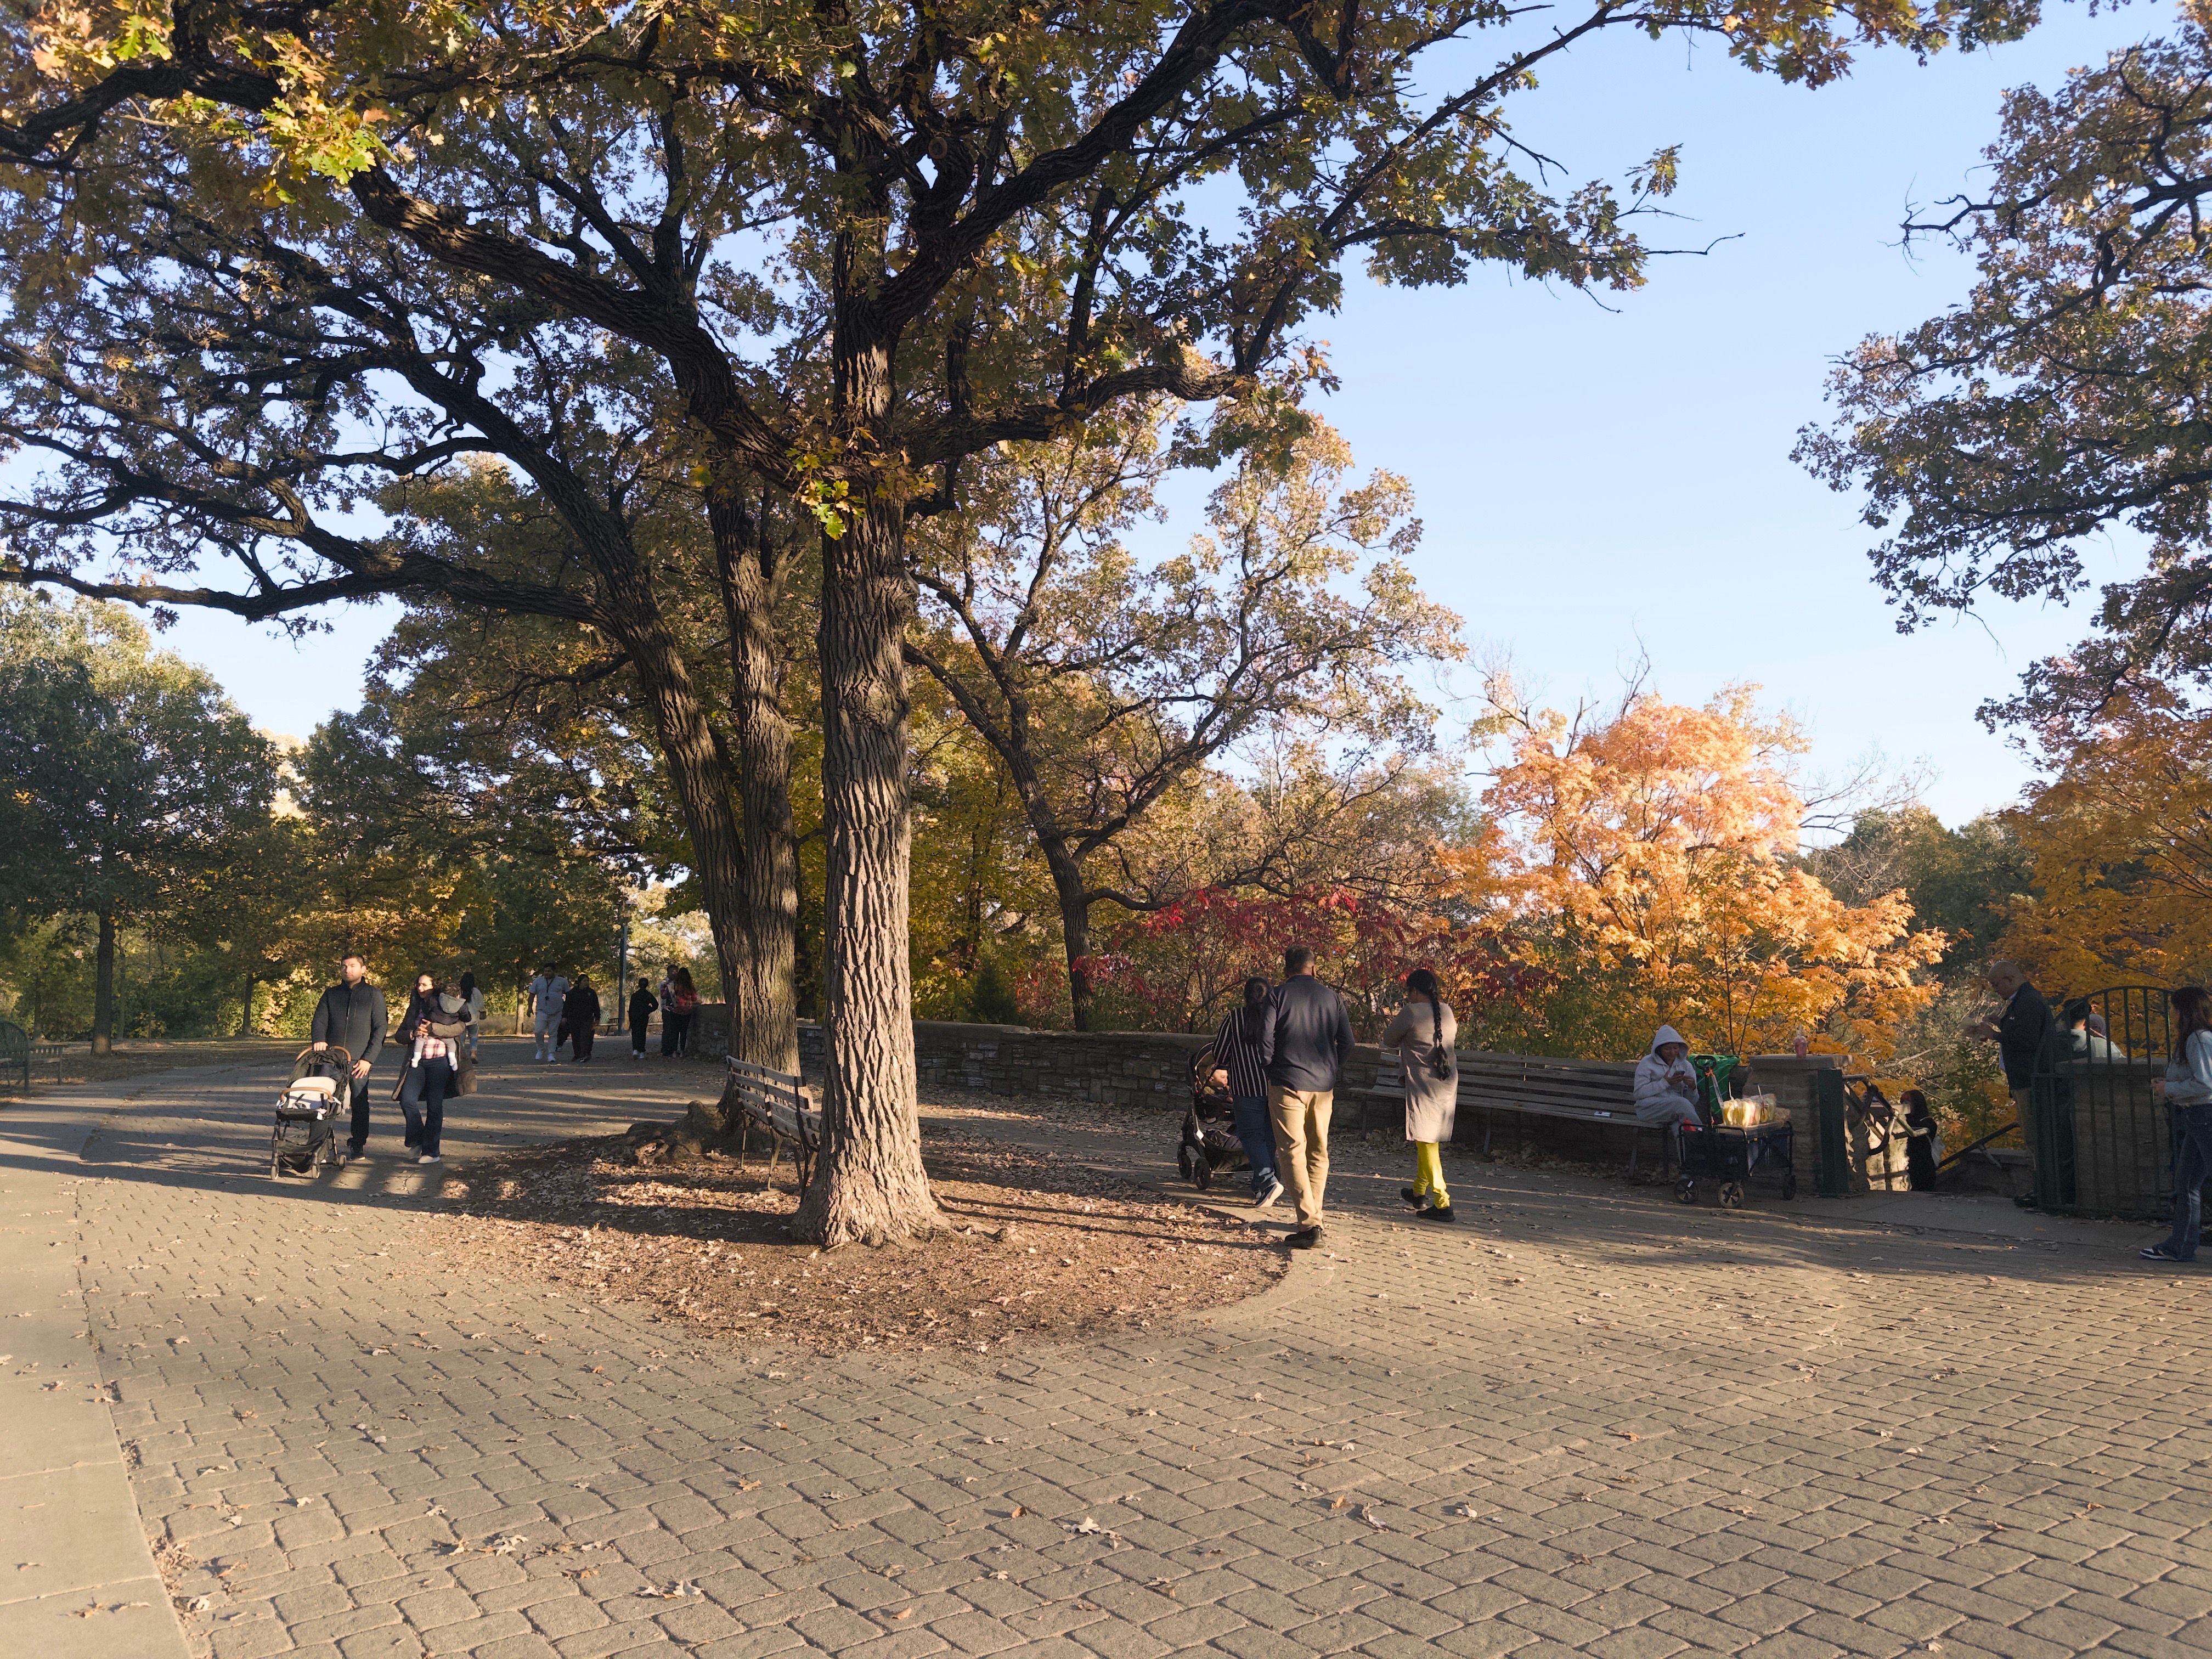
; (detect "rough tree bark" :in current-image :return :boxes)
[710,489,800,1075]
[92,907,115,1054]
[1042,841,1099,1032]
[586,551,754,1071]
[793,280,941,1243]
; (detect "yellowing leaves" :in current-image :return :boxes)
[1471,679,1944,1058]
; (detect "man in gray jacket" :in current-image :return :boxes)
[1260,945,1355,1249]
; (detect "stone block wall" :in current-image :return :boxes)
[707,1013,1888,1194]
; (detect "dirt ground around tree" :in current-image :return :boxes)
[425,1088,1291,1356]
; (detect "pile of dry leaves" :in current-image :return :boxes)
[430,1115,1286,1355]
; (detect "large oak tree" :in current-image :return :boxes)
[0,0,2033,1241]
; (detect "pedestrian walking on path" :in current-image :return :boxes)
[397,977,472,1165]
[2147,985,2212,1262]
[1261,945,1353,1251]
[309,952,386,1163]
[459,970,485,1058]
[628,977,655,1060]
[1211,977,1284,1210]
[663,967,698,1057]
[528,965,569,1064]
[1382,968,1457,1223]
[565,975,601,1062]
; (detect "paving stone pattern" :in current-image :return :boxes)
[33,1046,2212,1658]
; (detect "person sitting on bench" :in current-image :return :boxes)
[1633,1025,1702,1128]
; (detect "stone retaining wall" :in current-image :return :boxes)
[706,1011,1869,1191]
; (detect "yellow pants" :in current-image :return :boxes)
[1412,1140,1449,1206]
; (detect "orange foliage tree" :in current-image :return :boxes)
[1477,682,1944,1059]
[2000,685,2212,992]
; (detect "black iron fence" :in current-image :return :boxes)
[2027,985,2176,1219]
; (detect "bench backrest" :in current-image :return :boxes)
[726,1056,819,1141]
[1372,1048,1638,1111]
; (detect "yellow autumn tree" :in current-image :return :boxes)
[1478,680,1945,1060]
[2000,686,2212,992]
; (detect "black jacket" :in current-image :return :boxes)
[1997,983,2054,1087]
[628,989,656,1029]
[310,980,387,1068]
[565,984,600,1028]
[1260,975,1354,1092]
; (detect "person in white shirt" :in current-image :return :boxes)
[527,966,570,1064]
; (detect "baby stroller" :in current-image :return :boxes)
[271,1046,351,1180]
[1176,1042,1249,1189]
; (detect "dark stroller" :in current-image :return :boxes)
[272,1046,351,1180]
[1177,1042,1249,1189]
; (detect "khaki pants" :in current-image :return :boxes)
[1269,1085,1334,1228]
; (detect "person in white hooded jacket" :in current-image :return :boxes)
[1633,1025,1702,1128]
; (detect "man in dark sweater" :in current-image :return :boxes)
[1973,959,2070,1205]
[311,953,388,1161]
[1260,945,1355,1249]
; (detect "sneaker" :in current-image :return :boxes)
[1255,1176,1284,1209]
[1401,1187,1424,1206]
[2141,1244,2187,1262]
[417,1153,441,1165]
[341,1148,366,1164]
[1418,1204,1456,1224]
[1288,1226,1323,1250]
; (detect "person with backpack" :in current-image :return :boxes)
[665,966,699,1057]
[1381,968,1458,1223]
[1210,976,1284,1209]
[2145,985,2212,1262]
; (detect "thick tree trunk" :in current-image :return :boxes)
[586,553,754,1100]
[1043,840,1098,1031]
[793,335,940,1246]
[92,909,115,1054]
[238,974,257,1039]
[710,493,800,1075]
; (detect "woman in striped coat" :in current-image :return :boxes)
[1211,976,1285,1209]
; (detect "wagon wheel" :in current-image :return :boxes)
[1781,1167,1798,1201]
[1674,1177,1697,1205]
[1719,1181,1746,1209]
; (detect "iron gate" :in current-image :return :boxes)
[2027,985,2175,1218]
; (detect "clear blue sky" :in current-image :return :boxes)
[155,1,2165,825]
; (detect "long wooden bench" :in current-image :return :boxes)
[727,1057,822,1192]
[1352,1050,1676,1170]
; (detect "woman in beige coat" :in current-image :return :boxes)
[1381,968,1458,1222]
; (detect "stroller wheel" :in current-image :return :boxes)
[1675,1177,1696,1205]
[1781,1168,1798,1200]
[1177,1144,1195,1181]
[1719,1181,1746,1209]
[1192,1157,1212,1191]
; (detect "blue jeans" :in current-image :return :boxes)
[398,1057,454,1158]
[1232,1096,1278,1197]
[2163,1104,2212,1260]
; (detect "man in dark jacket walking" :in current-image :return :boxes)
[311,952,388,1161]
[1260,945,1355,1249]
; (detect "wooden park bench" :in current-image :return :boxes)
[1351,1050,1675,1170]
[726,1056,821,1192]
